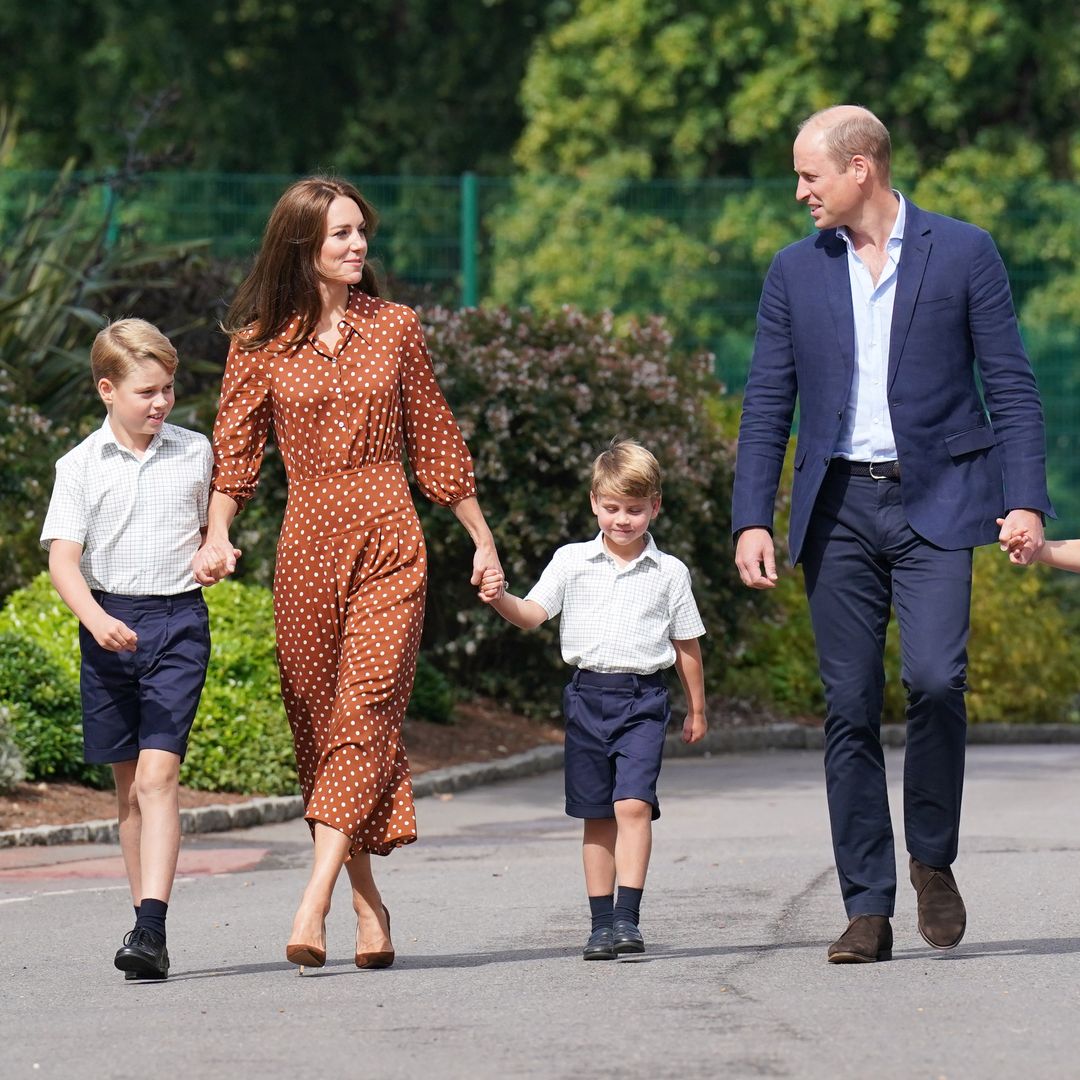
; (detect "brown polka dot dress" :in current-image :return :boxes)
[211,291,476,856]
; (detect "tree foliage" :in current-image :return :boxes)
[0,0,554,175]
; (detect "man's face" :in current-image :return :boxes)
[793,128,861,230]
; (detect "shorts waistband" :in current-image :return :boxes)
[572,669,666,690]
[91,589,205,611]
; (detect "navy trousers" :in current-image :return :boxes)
[801,468,971,917]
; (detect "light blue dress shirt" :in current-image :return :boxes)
[833,192,906,462]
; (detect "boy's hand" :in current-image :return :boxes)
[478,566,506,604]
[192,541,242,585]
[682,709,708,744]
[88,612,138,653]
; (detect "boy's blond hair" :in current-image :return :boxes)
[91,318,178,386]
[590,438,662,500]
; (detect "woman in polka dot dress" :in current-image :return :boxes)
[193,177,504,971]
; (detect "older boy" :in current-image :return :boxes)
[482,439,707,959]
[41,319,216,980]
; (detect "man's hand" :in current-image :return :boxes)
[734,527,778,589]
[997,510,1044,566]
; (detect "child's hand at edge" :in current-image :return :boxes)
[995,517,1036,565]
[478,566,505,604]
[682,710,708,744]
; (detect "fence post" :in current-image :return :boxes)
[101,178,119,249]
[459,171,478,307]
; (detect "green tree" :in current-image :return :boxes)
[0,0,554,175]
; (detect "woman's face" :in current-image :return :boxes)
[317,195,368,286]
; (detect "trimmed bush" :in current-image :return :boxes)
[415,304,741,713]
[0,703,27,794]
[0,630,108,785]
[0,574,297,793]
[0,573,456,792]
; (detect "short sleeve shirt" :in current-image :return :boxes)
[525,532,705,673]
[40,419,213,595]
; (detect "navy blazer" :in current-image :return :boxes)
[731,199,1053,564]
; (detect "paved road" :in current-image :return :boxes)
[2,745,1079,1079]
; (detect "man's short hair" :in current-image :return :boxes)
[91,318,179,385]
[591,438,662,500]
[800,106,891,178]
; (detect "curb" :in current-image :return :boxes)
[2,724,1078,849]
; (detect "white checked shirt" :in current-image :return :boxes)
[525,532,705,674]
[40,419,212,596]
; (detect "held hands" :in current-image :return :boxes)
[471,545,505,603]
[478,566,506,604]
[192,539,243,586]
[682,710,708,744]
[996,511,1045,566]
[734,527,778,589]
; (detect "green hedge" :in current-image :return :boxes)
[0,575,297,793]
[0,573,454,792]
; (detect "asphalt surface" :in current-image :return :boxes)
[2,744,1079,1079]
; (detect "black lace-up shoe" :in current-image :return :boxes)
[114,928,170,979]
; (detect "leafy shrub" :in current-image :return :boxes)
[0,630,108,785]
[415,304,741,713]
[0,574,297,793]
[409,655,454,725]
[183,579,297,795]
[0,703,27,794]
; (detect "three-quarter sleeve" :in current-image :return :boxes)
[211,337,273,512]
[399,308,477,506]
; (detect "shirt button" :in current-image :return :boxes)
[873,418,880,425]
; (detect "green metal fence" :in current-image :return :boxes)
[3,169,1080,530]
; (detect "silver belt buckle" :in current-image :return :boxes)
[868,460,894,481]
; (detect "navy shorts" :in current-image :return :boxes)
[79,590,211,764]
[562,669,670,821]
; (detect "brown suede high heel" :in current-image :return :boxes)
[355,904,394,969]
[286,917,327,971]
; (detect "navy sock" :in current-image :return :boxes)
[135,897,168,943]
[588,894,614,932]
[614,886,643,926]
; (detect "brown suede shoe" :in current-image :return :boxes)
[910,856,966,950]
[827,915,893,963]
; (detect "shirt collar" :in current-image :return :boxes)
[837,190,906,251]
[586,531,660,569]
[97,416,169,457]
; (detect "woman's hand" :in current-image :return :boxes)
[471,545,504,601]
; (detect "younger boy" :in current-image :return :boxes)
[41,319,215,980]
[481,438,707,959]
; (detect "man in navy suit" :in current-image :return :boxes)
[732,105,1052,963]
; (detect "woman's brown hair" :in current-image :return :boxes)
[223,176,380,350]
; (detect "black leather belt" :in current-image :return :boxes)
[830,458,901,481]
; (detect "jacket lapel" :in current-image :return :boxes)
[888,202,932,393]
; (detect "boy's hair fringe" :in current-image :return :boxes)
[91,318,178,386]
[590,437,662,500]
